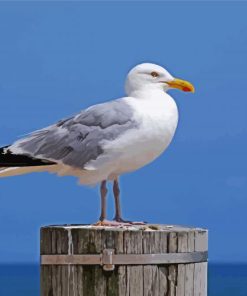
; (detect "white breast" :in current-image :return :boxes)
[101,91,179,178]
[70,91,179,184]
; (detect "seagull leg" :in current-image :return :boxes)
[94,178,146,227]
[113,178,147,225]
[99,180,107,221]
[94,180,130,226]
[113,178,124,222]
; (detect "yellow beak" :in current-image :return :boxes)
[166,78,195,93]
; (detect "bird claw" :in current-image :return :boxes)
[93,217,148,227]
[93,220,132,227]
[114,218,147,226]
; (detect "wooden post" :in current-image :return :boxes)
[40,224,208,296]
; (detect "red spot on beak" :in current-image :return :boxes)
[183,87,191,92]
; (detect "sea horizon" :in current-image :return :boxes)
[0,263,247,295]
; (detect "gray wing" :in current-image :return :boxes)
[9,99,138,169]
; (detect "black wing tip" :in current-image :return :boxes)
[0,145,56,167]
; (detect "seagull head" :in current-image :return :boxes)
[125,63,195,96]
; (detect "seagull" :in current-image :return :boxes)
[0,63,194,226]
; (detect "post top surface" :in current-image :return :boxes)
[41,223,207,233]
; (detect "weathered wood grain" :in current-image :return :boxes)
[40,224,208,296]
[158,231,168,296]
[194,230,208,296]
[125,230,143,296]
[168,232,178,296]
[184,231,195,296]
[143,231,160,296]
[177,232,188,296]
[40,228,52,296]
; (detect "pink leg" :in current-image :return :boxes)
[94,180,132,227]
[94,179,147,227]
[99,180,107,221]
[113,178,147,225]
[113,178,123,222]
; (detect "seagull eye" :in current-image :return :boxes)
[150,71,159,78]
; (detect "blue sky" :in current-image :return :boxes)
[0,2,246,263]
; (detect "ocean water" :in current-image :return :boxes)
[0,264,246,295]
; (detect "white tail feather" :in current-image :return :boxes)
[0,165,58,178]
